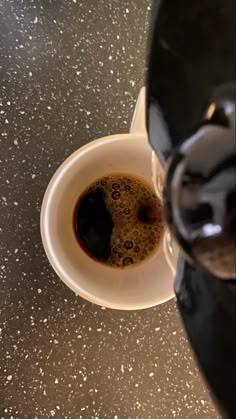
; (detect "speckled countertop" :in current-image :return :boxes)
[0,1,221,418]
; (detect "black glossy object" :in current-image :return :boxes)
[164,95,236,279]
[175,259,236,419]
[146,0,236,418]
[147,0,235,162]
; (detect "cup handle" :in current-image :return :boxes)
[130,87,147,135]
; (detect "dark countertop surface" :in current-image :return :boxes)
[0,1,220,418]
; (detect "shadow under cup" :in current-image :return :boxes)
[41,133,175,310]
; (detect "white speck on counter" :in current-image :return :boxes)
[13,139,18,146]
[54,339,59,344]
[121,364,124,373]
[155,327,161,331]
[55,378,59,384]
[149,372,154,377]
[7,375,12,381]
[32,174,36,179]
[33,17,38,24]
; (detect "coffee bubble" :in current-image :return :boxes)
[124,185,131,192]
[123,256,134,266]
[124,240,133,250]
[124,208,130,215]
[112,191,120,200]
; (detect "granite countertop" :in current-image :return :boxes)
[0,1,221,418]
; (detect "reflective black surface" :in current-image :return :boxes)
[175,259,236,419]
[147,0,235,162]
[147,1,236,417]
[164,96,236,279]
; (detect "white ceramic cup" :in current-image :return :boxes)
[152,152,179,276]
[40,88,176,310]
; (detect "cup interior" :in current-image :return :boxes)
[41,134,174,309]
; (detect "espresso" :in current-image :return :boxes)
[74,174,165,267]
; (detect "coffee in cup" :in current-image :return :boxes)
[74,173,165,268]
